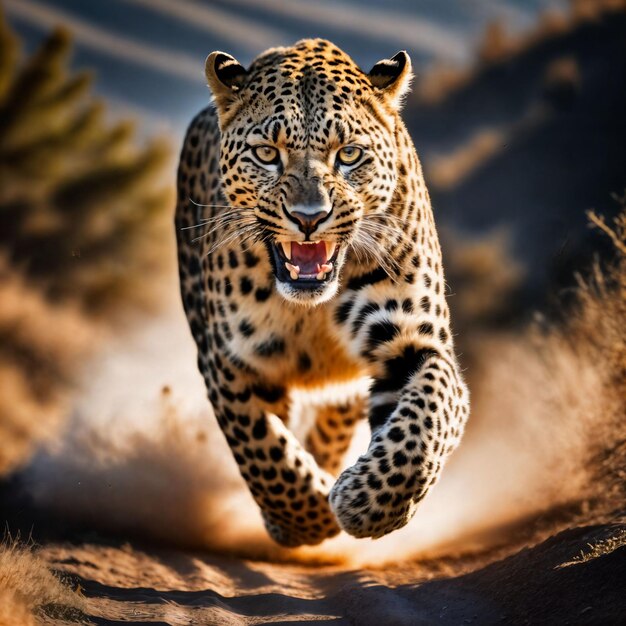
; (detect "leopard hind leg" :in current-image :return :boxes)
[299,385,368,476]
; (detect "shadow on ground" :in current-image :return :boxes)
[39,519,625,625]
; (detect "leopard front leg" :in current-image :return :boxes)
[208,371,341,547]
[329,296,470,538]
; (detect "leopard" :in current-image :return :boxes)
[175,38,469,547]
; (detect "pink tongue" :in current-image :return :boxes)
[292,242,326,274]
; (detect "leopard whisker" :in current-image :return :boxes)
[351,230,400,283]
[191,217,258,243]
[357,222,405,247]
[196,209,256,226]
[206,225,260,255]
[184,216,250,234]
[188,198,252,210]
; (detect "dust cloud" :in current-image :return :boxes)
[24,292,617,567]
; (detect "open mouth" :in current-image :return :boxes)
[271,240,339,289]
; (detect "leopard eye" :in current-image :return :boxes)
[336,146,363,167]
[253,145,280,165]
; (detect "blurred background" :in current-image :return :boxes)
[0,0,625,622]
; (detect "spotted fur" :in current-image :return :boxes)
[176,39,469,546]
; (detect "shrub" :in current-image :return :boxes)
[0,11,172,475]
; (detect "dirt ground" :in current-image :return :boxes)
[30,513,624,625]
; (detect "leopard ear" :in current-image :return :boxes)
[205,51,247,119]
[367,51,413,109]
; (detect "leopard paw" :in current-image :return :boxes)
[262,504,341,547]
[329,447,427,539]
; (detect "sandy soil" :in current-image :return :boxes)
[34,516,625,626]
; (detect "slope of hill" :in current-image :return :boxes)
[407,9,626,308]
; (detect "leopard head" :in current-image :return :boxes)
[205,39,413,305]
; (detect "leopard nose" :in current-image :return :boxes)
[290,210,329,235]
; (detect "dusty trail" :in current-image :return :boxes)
[39,518,625,625]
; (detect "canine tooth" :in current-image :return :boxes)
[324,241,336,259]
[285,262,300,280]
[280,241,292,260]
[320,263,333,273]
[316,271,326,280]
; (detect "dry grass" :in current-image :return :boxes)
[587,199,626,254]
[557,528,626,568]
[496,205,623,496]
[0,536,84,625]
[576,202,626,517]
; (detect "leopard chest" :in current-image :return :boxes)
[204,278,360,387]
